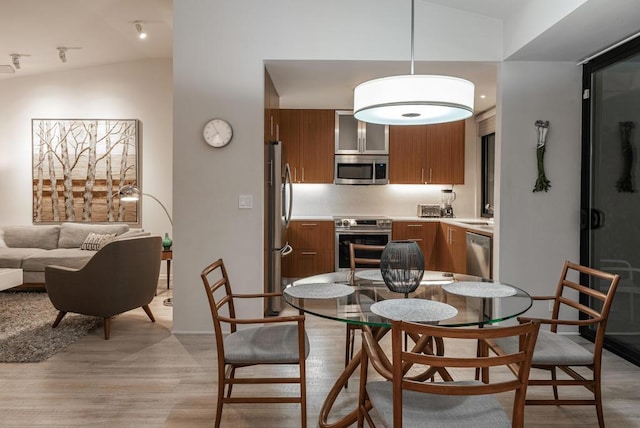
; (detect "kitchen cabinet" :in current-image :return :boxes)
[279,109,334,183]
[282,220,334,278]
[392,221,437,270]
[335,110,388,154]
[436,223,467,274]
[389,120,465,184]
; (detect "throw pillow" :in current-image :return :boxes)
[80,233,116,251]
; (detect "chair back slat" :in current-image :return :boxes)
[390,320,540,428]
[349,243,385,271]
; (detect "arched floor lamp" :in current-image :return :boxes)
[119,184,173,306]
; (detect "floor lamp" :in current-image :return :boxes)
[119,184,174,306]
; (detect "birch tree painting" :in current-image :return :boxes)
[32,119,139,223]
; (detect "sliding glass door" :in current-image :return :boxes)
[581,37,640,365]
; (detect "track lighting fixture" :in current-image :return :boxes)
[10,54,21,70]
[135,21,147,40]
[57,47,67,63]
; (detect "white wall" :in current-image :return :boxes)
[0,59,173,268]
[496,61,582,328]
[173,0,503,333]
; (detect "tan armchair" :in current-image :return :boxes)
[45,236,162,340]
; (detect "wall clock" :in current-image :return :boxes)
[203,118,233,148]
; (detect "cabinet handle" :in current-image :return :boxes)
[421,168,425,183]
[301,223,317,227]
[294,167,297,182]
[301,251,317,255]
[429,168,433,183]
[270,116,273,137]
[407,224,422,228]
[302,167,305,182]
[276,124,279,141]
[411,238,423,242]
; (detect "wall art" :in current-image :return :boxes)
[32,119,139,223]
[533,120,551,192]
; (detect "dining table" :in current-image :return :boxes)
[283,269,533,428]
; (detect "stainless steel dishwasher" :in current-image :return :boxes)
[466,231,492,279]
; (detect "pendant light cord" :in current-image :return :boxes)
[410,0,415,75]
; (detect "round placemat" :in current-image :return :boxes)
[369,299,458,322]
[442,282,517,298]
[355,269,453,285]
[354,269,384,282]
[284,283,354,299]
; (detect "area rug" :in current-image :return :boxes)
[0,292,102,363]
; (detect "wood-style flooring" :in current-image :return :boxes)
[1,284,640,427]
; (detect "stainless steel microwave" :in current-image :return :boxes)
[334,155,388,185]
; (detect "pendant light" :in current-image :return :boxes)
[353,0,474,125]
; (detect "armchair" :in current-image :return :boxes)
[45,236,162,340]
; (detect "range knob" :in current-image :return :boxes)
[342,219,350,227]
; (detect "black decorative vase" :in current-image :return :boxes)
[380,240,425,296]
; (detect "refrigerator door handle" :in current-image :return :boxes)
[280,243,293,256]
[283,163,293,228]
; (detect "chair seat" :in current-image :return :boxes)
[224,324,310,365]
[494,329,594,366]
[366,381,510,428]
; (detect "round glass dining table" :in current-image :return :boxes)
[282,269,533,428]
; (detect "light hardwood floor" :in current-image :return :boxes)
[2,286,640,427]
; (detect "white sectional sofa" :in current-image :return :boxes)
[0,223,146,287]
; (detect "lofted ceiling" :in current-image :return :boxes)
[2,0,640,115]
[0,0,172,80]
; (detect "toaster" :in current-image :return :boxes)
[417,204,441,218]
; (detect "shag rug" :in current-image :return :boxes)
[0,292,102,363]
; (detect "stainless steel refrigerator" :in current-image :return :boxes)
[266,141,293,314]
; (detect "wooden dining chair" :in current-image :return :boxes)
[486,260,620,428]
[346,243,386,377]
[358,320,540,428]
[201,258,309,428]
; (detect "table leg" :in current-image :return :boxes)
[166,259,171,289]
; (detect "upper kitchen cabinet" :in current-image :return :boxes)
[389,120,465,184]
[279,109,334,183]
[335,110,388,155]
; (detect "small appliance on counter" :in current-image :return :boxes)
[417,204,441,218]
[441,189,456,218]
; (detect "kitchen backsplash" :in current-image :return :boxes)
[291,183,476,218]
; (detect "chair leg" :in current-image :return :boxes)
[226,367,236,398]
[215,367,226,428]
[551,367,559,401]
[142,304,156,322]
[595,374,605,428]
[300,356,307,428]
[345,325,355,388]
[52,311,67,328]
[103,317,111,340]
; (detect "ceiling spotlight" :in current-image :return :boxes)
[10,54,21,70]
[135,21,147,40]
[57,47,67,63]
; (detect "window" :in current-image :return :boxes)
[481,133,495,217]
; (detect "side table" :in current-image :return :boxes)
[162,250,173,289]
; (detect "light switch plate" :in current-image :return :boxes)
[239,194,253,209]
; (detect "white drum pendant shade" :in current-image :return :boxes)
[353,74,475,125]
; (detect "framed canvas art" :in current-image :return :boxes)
[32,119,139,224]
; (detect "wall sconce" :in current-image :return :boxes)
[135,21,147,40]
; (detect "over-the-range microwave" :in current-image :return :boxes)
[334,155,388,185]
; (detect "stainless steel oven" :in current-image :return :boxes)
[334,216,392,271]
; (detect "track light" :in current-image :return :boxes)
[57,47,67,63]
[135,21,147,40]
[10,54,21,70]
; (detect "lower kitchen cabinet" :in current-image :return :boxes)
[436,223,467,274]
[282,220,334,278]
[392,221,437,270]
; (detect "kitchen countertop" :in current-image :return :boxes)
[290,216,494,236]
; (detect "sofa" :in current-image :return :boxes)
[0,223,148,288]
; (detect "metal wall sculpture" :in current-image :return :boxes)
[533,120,551,193]
[32,119,139,223]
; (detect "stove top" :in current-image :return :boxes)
[333,215,392,230]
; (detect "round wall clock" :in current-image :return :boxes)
[203,118,233,148]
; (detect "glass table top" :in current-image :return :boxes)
[283,270,532,328]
